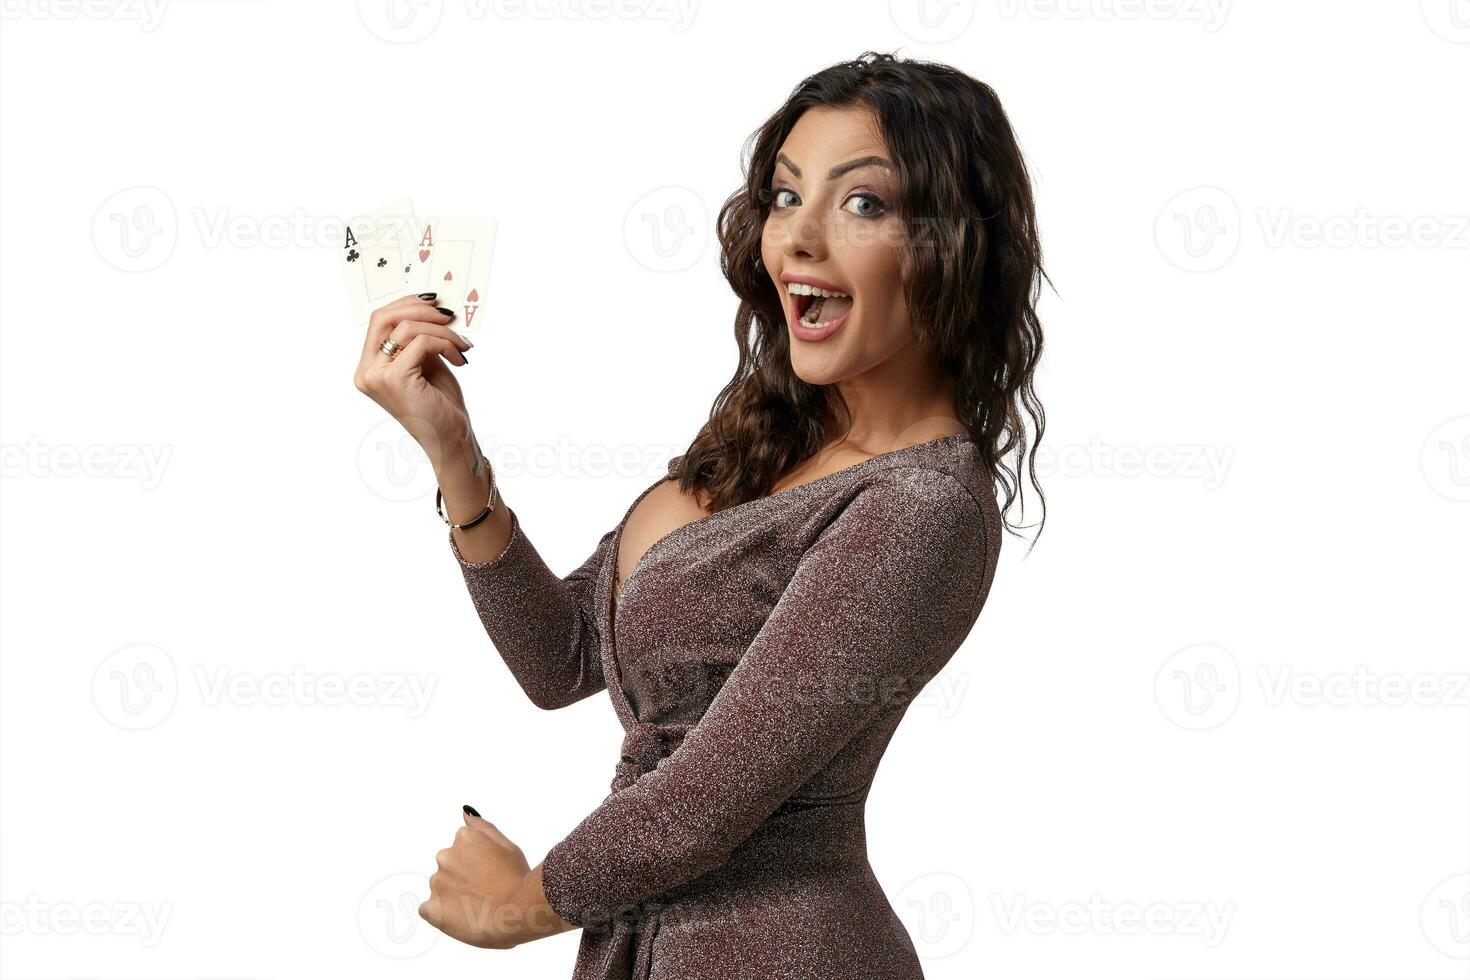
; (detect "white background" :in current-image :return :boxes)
[3,1,1468,978]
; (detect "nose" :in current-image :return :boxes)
[778,205,828,263]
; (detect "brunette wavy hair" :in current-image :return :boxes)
[673,50,1048,544]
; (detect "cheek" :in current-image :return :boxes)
[759,216,783,264]
[844,241,906,319]
[862,293,911,355]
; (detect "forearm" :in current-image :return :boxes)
[434,431,512,565]
[444,438,612,709]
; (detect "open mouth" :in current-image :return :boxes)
[789,283,854,329]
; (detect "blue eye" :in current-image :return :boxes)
[843,193,886,218]
[767,186,886,219]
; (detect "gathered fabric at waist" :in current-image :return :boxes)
[655,789,874,921]
[610,720,873,881]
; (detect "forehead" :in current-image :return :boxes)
[777,105,888,165]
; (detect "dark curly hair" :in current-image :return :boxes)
[673,50,1048,545]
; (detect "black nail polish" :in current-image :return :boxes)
[460,352,469,364]
[463,804,481,818]
[436,306,455,318]
[418,292,437,300]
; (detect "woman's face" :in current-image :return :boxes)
[760,105,913,386]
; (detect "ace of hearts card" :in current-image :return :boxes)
[402,216,497,334]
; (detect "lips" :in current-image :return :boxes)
[778,273,855,341]
[781,273,847,293]
[785,289,853,341]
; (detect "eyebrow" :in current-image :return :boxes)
[775,153,892,181]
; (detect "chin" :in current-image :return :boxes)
[788,348,849,386]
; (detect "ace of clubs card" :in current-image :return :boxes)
[403,217,497,334]
[339,198,418,326]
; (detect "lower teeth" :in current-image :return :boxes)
[801,297,827,325]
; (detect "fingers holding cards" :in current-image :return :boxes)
[359,296,470,377]
[397,335,469,371]
[387,317,474,366]
[404,216,496,335]
[342,199,495,378]
[364,293,443,352]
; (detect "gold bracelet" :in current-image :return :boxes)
[436,456,497,530]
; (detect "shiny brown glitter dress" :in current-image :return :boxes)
[448,433,1003,979]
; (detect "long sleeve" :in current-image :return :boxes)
[449,505,612,710]
[538,467,993,926]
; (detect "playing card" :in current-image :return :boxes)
[402,216,496,333]
[339,198,417,326]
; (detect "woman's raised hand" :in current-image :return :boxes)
[353,294,476,465]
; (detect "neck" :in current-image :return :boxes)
[829,341,964,451]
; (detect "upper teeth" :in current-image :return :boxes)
[787,283,849,298]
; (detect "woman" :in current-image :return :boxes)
[354,50,1045,980]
